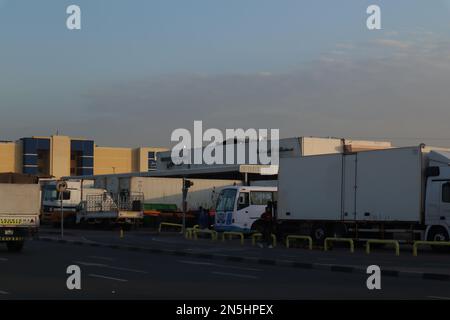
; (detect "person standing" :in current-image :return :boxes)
[260,205,274,248]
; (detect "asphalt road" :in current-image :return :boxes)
[40,227,450,276]
[1,240,450,300]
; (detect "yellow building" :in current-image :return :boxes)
[0,135,167,178]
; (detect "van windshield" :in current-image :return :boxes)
[216,189,237,212]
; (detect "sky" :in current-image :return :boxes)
[1,0,450,148]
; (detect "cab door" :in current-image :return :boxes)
[439,182,450,224]
[248,191,274,224]
[234,192,250,231]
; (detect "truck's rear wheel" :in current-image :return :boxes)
[6,241,24,253]
[427,227,450,253]
[311,224,328,246]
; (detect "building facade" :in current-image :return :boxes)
[0,135,167,178]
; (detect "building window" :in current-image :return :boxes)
[148,151,157,171]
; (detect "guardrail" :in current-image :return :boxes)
[222,232,244,245]
[158,222,183,234]
[185,225,200,239]
[193,229,218,241]
[324,237,354,253]
[286,235,312,250]
[366,239,400,256]
[251,233,277,247]
[413,240,450,256]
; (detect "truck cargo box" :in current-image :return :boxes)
[0,184,41,215]
[278,146,424,223]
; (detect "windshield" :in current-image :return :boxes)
[216,189,237,212]
[43,185,70,201]
[43,185,58,201]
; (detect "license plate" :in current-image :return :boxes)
[4,230,14,235]
[0,218,22,225]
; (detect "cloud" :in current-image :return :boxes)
[7,31,449,148]
[371,39,411,49]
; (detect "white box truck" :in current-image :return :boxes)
[276,145,450,245]
[0,173,40,252]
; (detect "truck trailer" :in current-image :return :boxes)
[276,145,450,245]
[93,176,242,211]
[0,173,40,252]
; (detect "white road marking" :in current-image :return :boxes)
[428,296,450,300]
[88,256,115,261]
[0,290,10,295]
[88,274,128,282]
[211,271,259,279]
[178,260,213,266]
[74,261,148,274]
[178,260,262,272]
[0,258,8,262]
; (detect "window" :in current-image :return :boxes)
[250,191,273,206]
[443,183,450,203]
[216,189,237,212]
[237,192,249,210]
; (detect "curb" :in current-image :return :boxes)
[37,237,450,282]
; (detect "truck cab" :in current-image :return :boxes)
[41,180,109,225]
[425,152,450,241]
[214,186,277,233]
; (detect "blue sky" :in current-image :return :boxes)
[1,1,450,147]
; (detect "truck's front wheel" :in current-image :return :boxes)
[427,227,450,253]
[6,241,24,253]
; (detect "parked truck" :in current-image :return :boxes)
[93,176,242,211]
[215,145,450,249]
[0,173,40,252]
[276,145,450,246]
[41,179,143,228]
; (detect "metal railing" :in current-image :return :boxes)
[324,237,354,253]
[222,232,245,245]
[286,235,313,250]
[366,239,400,256]
[413,241,450,256]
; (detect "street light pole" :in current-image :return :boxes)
[60,190,64,239]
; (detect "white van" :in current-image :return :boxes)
[214,186,277,233]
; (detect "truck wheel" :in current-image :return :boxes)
[6,241,24,253]
[311,224,328,245]
[427,227,450,253]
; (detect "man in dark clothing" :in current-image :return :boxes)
[260,205,274,248]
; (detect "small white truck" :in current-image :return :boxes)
[0,173,40,252]
[42,179,143,228]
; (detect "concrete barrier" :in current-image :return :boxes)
[413,241,450,256]
[222,232,244,245]
[324,237,354,253]
[286,235,313,250]
[366,239,400,256]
